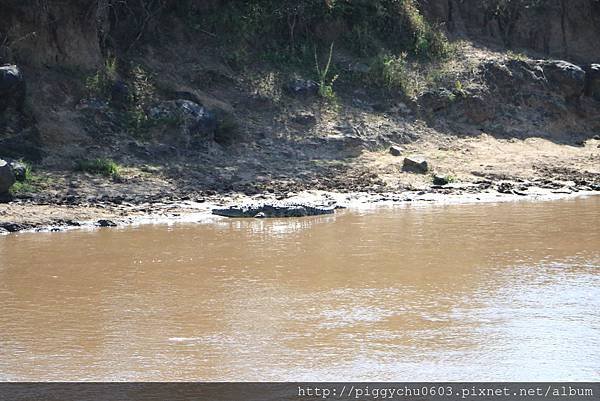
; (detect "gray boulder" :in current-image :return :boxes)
[175,100,217,138]
[150,99,217,141]
[585,64,600,101]
[389,145,404,156]
[538,60,586,100]
[97,219,117,227]
[0,64,26,113]
[0,159,16,197]
[482,60,546,94]
[402,156,429,174]
[212,203,335,218]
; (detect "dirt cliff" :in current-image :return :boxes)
[422,0,600,63]
[3,1,600,68]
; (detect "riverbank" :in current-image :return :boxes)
[1,183,598,234]
[3,128,600,234]
[2,127,599,234]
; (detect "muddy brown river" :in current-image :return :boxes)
[0,196,599,381]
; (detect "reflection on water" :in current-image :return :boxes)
[0,196,598,381]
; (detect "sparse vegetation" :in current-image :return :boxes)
[75,158,121,178]
[315,43,338,100]
[85,57,159,138]
[248,71,283,101]
[128,65,155,110]
[85,57,118,98]
[398,0,454,61]
[453,80,467,97]
[182,0,452,66]
[358,39,477,98]
[10,180,36,194]
[9,163,48,195]
[507,50,528,61]
[367,53,412,94]
[126,65,157,137]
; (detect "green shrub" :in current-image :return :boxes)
[129,65,155,107]
[85,60,159,138]
[367,53,420,96]
[75,159,121,178]
[85,57,118,98]
[126,65,157,137]
[454,80,467,97]
[369,53,406,89]
[180,0,452,64]
[10,181,35,194]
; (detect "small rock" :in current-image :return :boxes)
[497,182,514,194]
[402,156,429,174]
[97,219,117,227]
[433,175,449,186]
[60,219,81,227]
[389,146,404,156]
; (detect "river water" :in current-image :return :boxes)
[0,196,598,381]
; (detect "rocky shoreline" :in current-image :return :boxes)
[1,181,598,235]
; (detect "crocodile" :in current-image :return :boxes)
[212,203,336,218]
